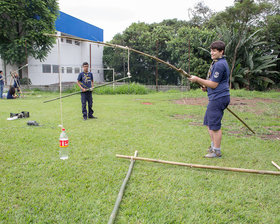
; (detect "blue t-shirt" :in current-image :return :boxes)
[207,57,230,100]
[77,72,93,89]
[0,74,4,85]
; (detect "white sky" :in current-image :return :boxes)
[58,0,235,42]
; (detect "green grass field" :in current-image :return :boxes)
[1,89,280,223]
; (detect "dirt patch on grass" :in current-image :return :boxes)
[172,97,280,140]
[171,114,195,120]
[228,129,280,141]
[174,97,278,106]
[174,97,280,116]
[141,102,153,105]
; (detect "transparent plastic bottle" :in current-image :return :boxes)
[59,128,69,160]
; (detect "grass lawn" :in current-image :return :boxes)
[0,89,280,223]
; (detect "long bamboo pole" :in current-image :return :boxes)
[44,34,255,134]
[43,76,131,103]
[116,154,280,176]
[226,107,255,134]
[108,151,138,224]
[45,34,189,76]
[271,161,280,170]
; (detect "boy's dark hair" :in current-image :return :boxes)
[210,41,226,53]
[0,70,2,73]
[9,86,15,95]
[82,62,89,66]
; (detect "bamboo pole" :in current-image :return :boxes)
[271,161,280,170]
[44,34,255,134]
[43,76,131,103]
[45,34,189,77]
[108,151,138,224]
[226,107,255,134]
[116,154,280,176]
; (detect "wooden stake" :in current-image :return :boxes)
[271,161,280,170]
[116,154,280,176]
[108,151,138,224]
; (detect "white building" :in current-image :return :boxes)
[1,11,104,86]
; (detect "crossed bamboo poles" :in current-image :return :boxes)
[44,34,255,134]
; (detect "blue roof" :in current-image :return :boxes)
[55,11,103,42]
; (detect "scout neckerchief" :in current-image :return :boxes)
[206,59,218,80]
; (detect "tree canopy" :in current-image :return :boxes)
[104,0,279,90]
[0,0,58,66]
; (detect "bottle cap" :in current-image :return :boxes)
[62,128,65,131]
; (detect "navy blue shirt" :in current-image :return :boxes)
[77,72,93,89]
[7,90,14,99]
[207,57,230,100]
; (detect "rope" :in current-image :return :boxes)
[127,48,131,78]
[57,37,63,128]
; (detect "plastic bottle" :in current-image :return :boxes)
[59,128,69,160]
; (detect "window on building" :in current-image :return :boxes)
[67,67,73,74]
[61,67,64,73]
[74,41,80,46]
[42,64,51,73]
[53,65,59,73]
[61,38,64,42]
[98,70,100,74]
[66,39,72,44]
[75,67,80,73]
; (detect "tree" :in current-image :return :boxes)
[0,0,58,75]
[167,27,216,86]
[187,2,214,27]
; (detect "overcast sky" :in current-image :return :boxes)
[58,0,235,42]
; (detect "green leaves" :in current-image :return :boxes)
[0,0,58,65]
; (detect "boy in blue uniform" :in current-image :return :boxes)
[188,40,230,158]
[77,62,97,120]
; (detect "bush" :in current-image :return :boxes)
[94,83,151,95]
[63,83,151,95]
[20,77,32,85]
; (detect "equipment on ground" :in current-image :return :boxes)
[27,120,39,126]
[7,111,30,120]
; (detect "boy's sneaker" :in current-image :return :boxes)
[88,115,97,119]
[83,117,87,120]
[204,149,221,158]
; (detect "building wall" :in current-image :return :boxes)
[0,11,104,86]
[27,33,104,85]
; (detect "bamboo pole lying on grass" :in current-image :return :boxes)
[108,151,138,224]
[271,161,280,170]
[116,154,280,176]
